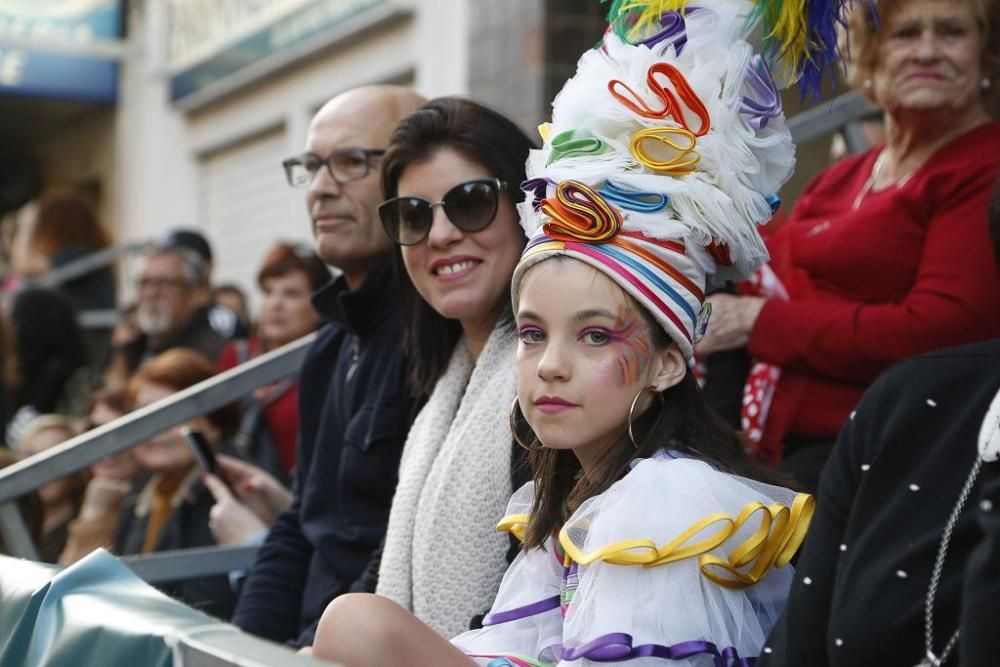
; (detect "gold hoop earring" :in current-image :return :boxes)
[510,397,542,451]
[627,385,661,449]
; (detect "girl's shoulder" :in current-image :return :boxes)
[561,451,812,582]
[607,449,794,507]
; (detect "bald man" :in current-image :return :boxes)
[231,86,426,646]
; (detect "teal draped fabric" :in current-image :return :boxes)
[0,549,215,667]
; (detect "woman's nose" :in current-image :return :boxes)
[913,30,941,61]
[426,205,463,247]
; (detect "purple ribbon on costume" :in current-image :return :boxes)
[560,632,757,666]
[521,177,556,212]
[637,10,688,54]
[740,56,782,130]
[482,595,561,626]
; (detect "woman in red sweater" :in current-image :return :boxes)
[697,0,1000,490]
[217,243,329,481]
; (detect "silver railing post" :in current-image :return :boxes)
[788,90,878,147]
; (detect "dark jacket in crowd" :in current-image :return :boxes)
[120,304,245,373]
[232,261,416,647]
[961,457,1000,664]
[114,470,237,620]
[761,339,1000,666]
[6,288,93,443]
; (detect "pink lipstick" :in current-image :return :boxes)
[534,396,577,414]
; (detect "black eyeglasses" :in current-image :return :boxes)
[282,148,385,188]
[137,276,190,291]
[378,178,506,246]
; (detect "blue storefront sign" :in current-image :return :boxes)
[0,0,121,103]
[170,0,385,104]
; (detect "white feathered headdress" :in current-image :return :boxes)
[512,0,854,363]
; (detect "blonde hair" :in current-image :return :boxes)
[844,0,1000,110]
[17,414,80,446]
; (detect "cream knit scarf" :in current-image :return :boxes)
[377,323,516,638]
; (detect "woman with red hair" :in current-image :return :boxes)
[216,242,328,481]
[114,348,241,619]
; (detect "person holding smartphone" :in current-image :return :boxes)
[202,453,293,547]
[112,348,242,619]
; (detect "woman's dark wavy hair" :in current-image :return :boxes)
[513,258,794,548]
[380,97,537,396]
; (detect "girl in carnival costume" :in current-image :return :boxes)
[311,0,855,663]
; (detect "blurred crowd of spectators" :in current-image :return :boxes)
[0,193,327,618]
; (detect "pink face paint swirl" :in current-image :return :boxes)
[595,302,653,387]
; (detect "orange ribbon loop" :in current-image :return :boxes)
[540,181,623,243]
[608,62,710,137]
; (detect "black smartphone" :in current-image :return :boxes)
[181,427,218,475]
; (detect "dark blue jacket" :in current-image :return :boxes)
[231,261,415,646]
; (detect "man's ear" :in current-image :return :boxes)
[649,344,686,392]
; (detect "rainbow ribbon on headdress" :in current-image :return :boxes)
[522,177,556,212]
[547,130,607,166]
[598,180,669,213]
[635,9,690,51]
[741,55,782,130]
[630,127,700,174]
[540,181,623,243]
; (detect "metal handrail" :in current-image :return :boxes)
[27,240,154,289]
[0,332,315,505]
[788,90,878,145]
[122,544,261,583]
[78,309,120,329]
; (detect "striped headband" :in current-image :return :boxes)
[512,181,710,365]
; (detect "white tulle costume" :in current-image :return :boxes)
[452,451,812,666]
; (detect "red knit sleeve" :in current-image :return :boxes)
[749,160,1000,383]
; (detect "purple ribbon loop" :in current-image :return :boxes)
[637,11,688,54]
[560,632,757,666]
[740,56,782,130]
[482,595,561,626]
[521,177,556,211]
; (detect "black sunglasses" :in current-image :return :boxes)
[378,178,506,246]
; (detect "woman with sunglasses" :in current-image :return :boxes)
[370,97,535,638]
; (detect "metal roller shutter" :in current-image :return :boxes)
[199,128,309,308]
